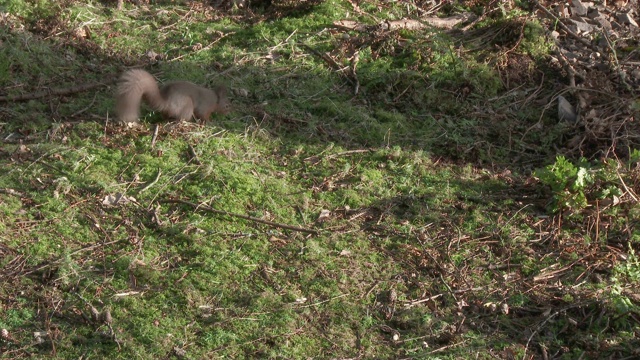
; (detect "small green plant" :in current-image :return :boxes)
[608,246,640,317]
[536,156,594,213]
[535,155,630,214]
[614,246,640,285]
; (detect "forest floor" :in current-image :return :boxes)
[1,0,640,358]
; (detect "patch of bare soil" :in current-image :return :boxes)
[531,0,640,158]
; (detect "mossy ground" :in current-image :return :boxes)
[1,1,639,359]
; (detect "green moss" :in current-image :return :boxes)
[0,0,637,358]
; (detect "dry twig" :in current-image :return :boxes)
[298,43,357,86]
[139,168,162,193]
[150,124,160,149]
[187,144,203,165]
[159,198,319,235]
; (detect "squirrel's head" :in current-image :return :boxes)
[215,86,231,115]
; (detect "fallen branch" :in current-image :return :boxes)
[159,198,320,235]
[298,43,356,86]
[333,12,475,32]
[0,82,108,102]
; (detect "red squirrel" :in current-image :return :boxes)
[115,69,230,124]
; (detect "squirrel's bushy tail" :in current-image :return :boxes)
[116,69,165,123]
